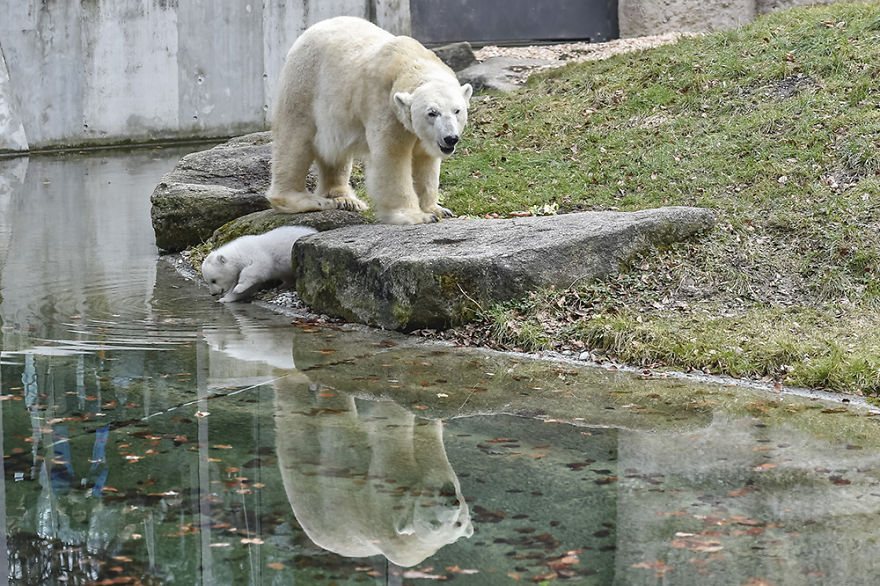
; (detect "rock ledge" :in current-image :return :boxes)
[294,207,714,331]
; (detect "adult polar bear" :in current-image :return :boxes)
[267,17,473,225]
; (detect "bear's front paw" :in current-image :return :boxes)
[268,191,337,213]
[331,194,369,212]
[382,209,441,225]
[424,204,455,219]
[219,290,249,303]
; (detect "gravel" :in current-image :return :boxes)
[473,32,696,73]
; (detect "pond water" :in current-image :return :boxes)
[2,149,880,585]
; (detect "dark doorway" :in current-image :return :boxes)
[410,0,619,46]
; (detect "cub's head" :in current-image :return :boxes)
[201,252,239,298]
[394,80,473,158]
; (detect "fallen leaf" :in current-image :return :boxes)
[728,487,757,497]
[752,463,777,471]
[402,570,445,580]
[670,537,723,552]
[729,515,762,526]
[445,566,479,574]
[632,560,674,576]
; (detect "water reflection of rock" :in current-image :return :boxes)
[274,376,474,567]
[0,152,161,338]
[289,323,714,429]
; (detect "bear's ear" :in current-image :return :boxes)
[461,83,473,104]
[394,92,413,110]
[393,92,414,128]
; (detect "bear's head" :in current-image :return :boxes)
[394,80,473,158]
[201,252,239,298]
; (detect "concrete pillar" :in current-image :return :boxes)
[374,0,412,35]
[0,44,27,153]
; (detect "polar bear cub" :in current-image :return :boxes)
[267,16,473,225]
[201,225,317,303]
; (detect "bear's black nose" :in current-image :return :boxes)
[443,135,459,147]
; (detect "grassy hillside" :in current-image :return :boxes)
[438,1,880,395]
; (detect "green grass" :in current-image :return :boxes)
[437,2,880,396]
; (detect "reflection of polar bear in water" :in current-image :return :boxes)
[274,378,473,567]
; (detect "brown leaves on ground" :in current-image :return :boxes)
[632,560,674,577]
[670,535,724,553]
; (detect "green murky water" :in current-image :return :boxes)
[2,150,880,585]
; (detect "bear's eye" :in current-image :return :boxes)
[427,110,439,118]
[454,109,461,115]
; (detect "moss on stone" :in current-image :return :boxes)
[391,302,413,328]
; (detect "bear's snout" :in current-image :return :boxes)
[439,135,459,155]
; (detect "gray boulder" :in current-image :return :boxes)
[150,132,368,252]
[457,57,555,93]
[294,207,715,331]
[432,41,478,72]
[150,132,274,251]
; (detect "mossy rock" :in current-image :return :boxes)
[210,209,371,247]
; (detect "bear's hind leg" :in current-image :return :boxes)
[316,158,368,212]
[267,134,336,214]
[413,148,454,219]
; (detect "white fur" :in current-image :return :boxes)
[201,226,317,303]
[275,382,474,567]
[267,16,473,225]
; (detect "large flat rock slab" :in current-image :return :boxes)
[294,207,715,331]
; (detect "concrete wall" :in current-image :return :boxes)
[619,0,845,38]
[0,0,410,153]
